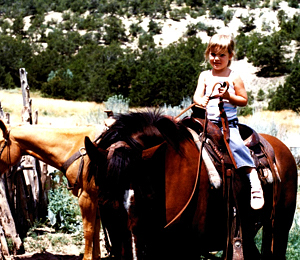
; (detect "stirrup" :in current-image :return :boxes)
[251,189,264,210]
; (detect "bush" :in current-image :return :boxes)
[47,174,82,233]
[104,94,130,114]
[186,22,216,37]
[286,209,300,258]
[256,89,265,102]
[235,32,248,60]
[268,53,300,112]
[129,22,144,37]
[237,105,253,116]
[209,4,225,20]
[130,36,206,106]
[237,91,254,116]
[103,16,127,45]
[239,15,256,33]
[246,32,290,77]
[148,20,162,35]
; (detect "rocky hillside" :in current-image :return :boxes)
[0,0,299,108]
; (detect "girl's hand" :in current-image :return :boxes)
[197,96,209,107]
[218,85,230,100]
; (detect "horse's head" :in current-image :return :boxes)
[85,135,139,258]
[85,111,193,259]
[0,120,26,173]
[86,132,170,259]
[0,120,13,173]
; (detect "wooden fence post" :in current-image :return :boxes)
[0,104,16,259]
[0,103,9,125]
[0,68,50,258]
[0,68,50,257]
[19,68,49,223]
[20,68,32,125]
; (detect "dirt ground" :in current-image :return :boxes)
[10,230,109,260]
[13,252,83,260]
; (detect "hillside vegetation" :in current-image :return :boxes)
[0,0,300,111]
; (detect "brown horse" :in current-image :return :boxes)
[0,120,105,260]
[85,111,297,259]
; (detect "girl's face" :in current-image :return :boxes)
[209,47,232,72]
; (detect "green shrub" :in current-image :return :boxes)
[237,105,253,116]
[268,55,300,113]
[256,89,265,102]
[104,94,130,114]
[169,9,186,21]
[47,175,82,233]
[148,20,162,35]
[129,23,144,37]
[245,31,290,77]
[287,218,300,258]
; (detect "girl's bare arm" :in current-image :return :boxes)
[219,75,248,107]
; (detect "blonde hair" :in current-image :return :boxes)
[205,34,235,67]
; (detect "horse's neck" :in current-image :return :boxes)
[11,125,97,169]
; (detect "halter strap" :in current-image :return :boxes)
[0,130,10,157]
[61,141,130,190]
[61,147,86,190]
[61,147,86,173]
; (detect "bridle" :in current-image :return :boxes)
[0,131,9,158]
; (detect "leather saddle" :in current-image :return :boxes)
[181,115,278,185]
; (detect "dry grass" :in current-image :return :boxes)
[0,89,105,126]
[1,88,299,140]
[239,110,300,149]
[240,110,300,133]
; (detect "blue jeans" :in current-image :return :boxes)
[212,119,255,169]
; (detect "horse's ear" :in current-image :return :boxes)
[142,142,166,160]
[0,120,8,139]
[84,136,107,163]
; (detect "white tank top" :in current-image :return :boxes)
[204,70,237,121]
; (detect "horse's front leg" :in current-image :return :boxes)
[78,191,100,260]
[93,207,102,259]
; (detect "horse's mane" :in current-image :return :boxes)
[88,110,192,203]
[99,110,190,149]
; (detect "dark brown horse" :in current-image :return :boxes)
[85,111,297,260]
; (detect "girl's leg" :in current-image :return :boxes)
[227,126,264,209]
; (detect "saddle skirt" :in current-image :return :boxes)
[182,117,280,188]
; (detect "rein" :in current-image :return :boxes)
[165,82,230,228]
[175,81,225,119]
[174,81,244,258]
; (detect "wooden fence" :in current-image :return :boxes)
[0,68,50,259]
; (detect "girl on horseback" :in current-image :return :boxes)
[193,34,264,210]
